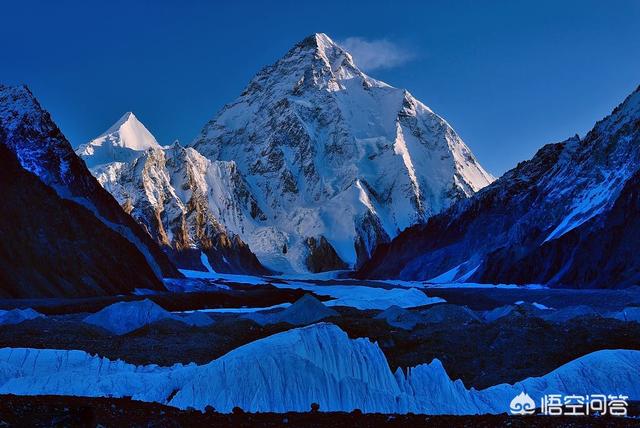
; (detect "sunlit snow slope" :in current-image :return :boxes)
[191,33,493,272]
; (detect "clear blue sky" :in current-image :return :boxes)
[2,0,639,176]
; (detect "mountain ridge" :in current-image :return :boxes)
[190,32,493,272]
[0,84,178,297]
[358,84,640,288]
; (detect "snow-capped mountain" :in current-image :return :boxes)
[0,323,637,414]
[91,139,269,274]
[191,33,494,272]
[76,112,161,168]
[359,85,640,288]
[0,84,179,296]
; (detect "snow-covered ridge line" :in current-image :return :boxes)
[188,32,493,273]
[0,323,637,414]
[76,112,161,169]
[76,33,493,274]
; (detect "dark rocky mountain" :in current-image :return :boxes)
[358,85,640,289]
[0,84,180,283]
[0,84,184,297]
[0,143,164,297]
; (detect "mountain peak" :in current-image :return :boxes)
[277,32,360,81]
[296,32,338,51]
[101,111,147,139]
[0,84,49,136]
[96,112,159,150]
[76,112,161,168]
[191,32,493,273]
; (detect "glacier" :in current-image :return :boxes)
[0,323,637,414]
[176,268,444,310]
[83,299,213,335]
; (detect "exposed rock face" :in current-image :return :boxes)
[191,33,493,272]
[90,142,270,275]
[304,236,348,273]
[0,84,180,282]
[0,144,164,297]
[359,86,640,289]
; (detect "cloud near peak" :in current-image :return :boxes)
[338,37,415,71]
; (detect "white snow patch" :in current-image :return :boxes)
[177,303,293,314]
[274,282,444,310]
[200,252,216,273]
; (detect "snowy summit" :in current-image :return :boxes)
[190,33,493,272]
[76,112,161,169]
[79,33,493,274]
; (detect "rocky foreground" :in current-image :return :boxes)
[0,395,637,427]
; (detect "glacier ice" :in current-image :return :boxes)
[241,294,338,326]
[0,308,43,325]
[83,299,212,335]
[0,323,637,414]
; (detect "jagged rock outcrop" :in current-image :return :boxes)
[86,138,270,275]
[359,85,640,288]
[191,33,493,272]
[304,236,348,273]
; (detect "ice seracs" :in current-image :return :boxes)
[0,308,43,325]
[242,294,338,326]
[83,299,212,335]
[0,323,637,414]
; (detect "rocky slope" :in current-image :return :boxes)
[0,142,164,297]
[359,85,640,288]
[190,33,493,272]
[80,120,270,274]
[0,84,180,284]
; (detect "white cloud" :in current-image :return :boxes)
[338,37,415,71]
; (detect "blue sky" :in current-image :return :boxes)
[2,0,639,176]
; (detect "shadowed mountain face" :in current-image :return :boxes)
[359,86,640,289]
[0,84,180,283]
[0,144,163,297]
